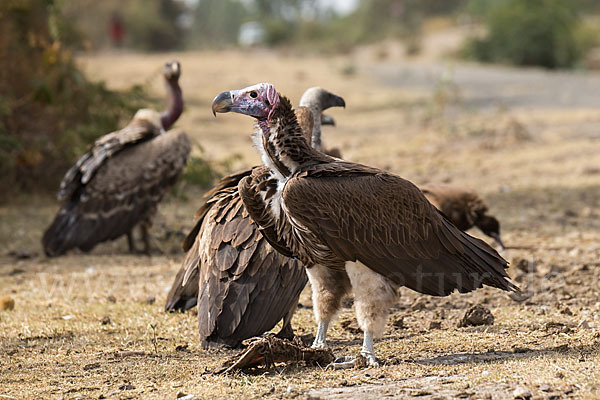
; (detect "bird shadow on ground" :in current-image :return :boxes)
[411,342,599,366]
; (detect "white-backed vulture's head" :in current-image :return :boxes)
[298,87,345,151]
[211,82,280,123]
[163,60,181,82]
[299,87,345,112]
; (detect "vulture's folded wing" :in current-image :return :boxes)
[181,168,255,252]
[194,171,307,346]
[283,164,516,296]
[59,119,160,201]
[167,168,256,312]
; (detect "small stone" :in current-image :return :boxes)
[411,299,428,311]
[177,393,196,400]
[0,297,15,311]
[428,320,442,330]
[175,344,188,352]
[560,307,573,316]
[539,384,551,392]
[145,296,156,305]
[83,363,101,371]
[119,384,135,391]
[391,315,405,329]
[100,316,111,325]
[286,385,298,395]
[513,257,537,273]
[513,386,532,399]
[107,295,117,303]
[458,304,494,327]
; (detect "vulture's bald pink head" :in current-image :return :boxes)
[212,83,280,122]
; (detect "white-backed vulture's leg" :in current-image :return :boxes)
[345,261,400,367]
[126,230,137,253]
[276,299,299,340]
[306,264,351,349]
[140,222,163,255]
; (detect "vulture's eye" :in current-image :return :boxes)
[250,91,258,99]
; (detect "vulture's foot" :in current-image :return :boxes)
[275,322,294,341]
[311,341,328,349]
[325,354,380,370]
[325,356,355,370]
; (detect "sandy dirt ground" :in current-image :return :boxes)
[1,40,600,399]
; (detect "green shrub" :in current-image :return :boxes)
[0,0,148,200]
[464,0,582,68]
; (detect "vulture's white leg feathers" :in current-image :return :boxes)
[346,262,399,367]
[306,264,351,348]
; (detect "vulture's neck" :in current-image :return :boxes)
[254,96,324,182]
[160,79,183,130]
[307,105,323,152]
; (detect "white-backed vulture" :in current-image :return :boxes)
[164,88,345,348]
[42,61,190,256]
[211,82,518,368]
[420,183,504,249]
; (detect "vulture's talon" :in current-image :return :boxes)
[325,356,356,370]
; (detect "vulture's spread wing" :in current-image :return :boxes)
[42,129,190,256]
[283,163,515,296]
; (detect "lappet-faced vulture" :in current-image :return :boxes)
[420,183,505,249]
[42,61,190,256]
[164,88,345,348]
[212,82,518,368]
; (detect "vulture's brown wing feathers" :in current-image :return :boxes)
[165,168,307,347]
[167,169,254,312]
[58,119,160,202]
[193,172,307,346]
[283,162,516,296]
[165,239,201,312]
[42,129,190,256]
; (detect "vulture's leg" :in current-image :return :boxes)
[141,224,151,255]
[276,301,298,340]
[306,264,351,349]
[140,222,163,255]
[126,230,137,253]
[344,261,399,368]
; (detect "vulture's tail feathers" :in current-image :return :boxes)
[165,240,200,312]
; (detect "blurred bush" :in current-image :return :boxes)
[463,0,583,68]
[0,0,147,199]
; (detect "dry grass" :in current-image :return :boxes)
[1,46,600,399]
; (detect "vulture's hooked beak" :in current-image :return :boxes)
[489,232,506,250]
[331,94,346,109]
[212,91,234,116]
[321,114,336,126]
